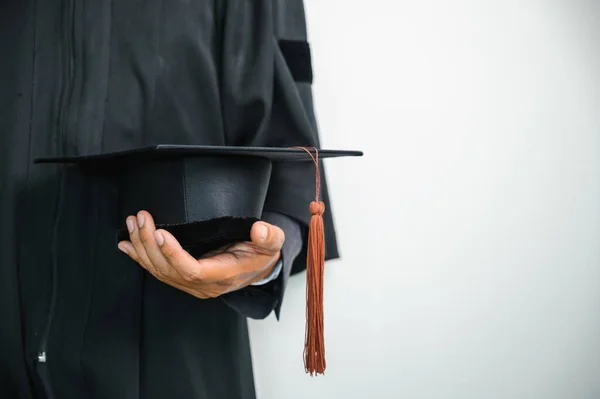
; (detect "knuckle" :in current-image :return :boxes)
[146,267,159,279]
[162,245,177,259]
[153,267,166,279]
[128,230,140,242]
[152,270,162,279]
[182,271,200,283]
[140,233,153,246]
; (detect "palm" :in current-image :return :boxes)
[118,211,284,299]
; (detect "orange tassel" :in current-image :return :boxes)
[293,146,327,376]
[305,200,326,375]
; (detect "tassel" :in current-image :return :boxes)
[305,200,326,375]
[293,146,327,376]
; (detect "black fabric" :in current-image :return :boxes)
[279,40,314,83]
[0,0,342,398]
[114,156,272,225]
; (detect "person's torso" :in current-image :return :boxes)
[0,1,286,397]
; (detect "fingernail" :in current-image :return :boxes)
[118,243,128,254]
[126,218,134,233]
[154,231,164,246]
[137,213,145,229]
[259,224,268,241]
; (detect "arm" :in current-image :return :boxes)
[117,0,337,321]
[219,0,339,318]
[216,0,339,318]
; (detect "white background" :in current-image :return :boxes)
[249,1,600,398]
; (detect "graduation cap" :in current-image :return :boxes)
[34,144,362,375]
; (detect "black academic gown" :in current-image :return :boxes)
[0,1,339,398]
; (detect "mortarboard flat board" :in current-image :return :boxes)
[34,144,363,375]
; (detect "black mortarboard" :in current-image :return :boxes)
[34,144,362,375]
[35,145,361,252]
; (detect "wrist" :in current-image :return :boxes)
[251,256,283,286]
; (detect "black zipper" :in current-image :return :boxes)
[36,0,76,395]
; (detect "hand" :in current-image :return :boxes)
[117,211,285,298]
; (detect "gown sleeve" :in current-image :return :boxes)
[218,0,340,319]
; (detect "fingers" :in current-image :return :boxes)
[193,245,280,286]
[250,221,285,252]
[117,240,141,264]
[153,228,202,281]
[117,213,284,296]
[123,214,156,274]
[118,211,196,280]
[136,211,186,279]
[157,221,284,283]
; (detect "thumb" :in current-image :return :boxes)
[250,221,285,251]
